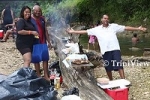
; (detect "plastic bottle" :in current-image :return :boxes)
[54,68,60,89]
[54,68,57,75]
[50,69,55,86]
[54,76,60,89]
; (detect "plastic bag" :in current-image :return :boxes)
[0,67,58,100]
[62,87,79,96]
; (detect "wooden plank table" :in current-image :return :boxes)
[71,61,94,72]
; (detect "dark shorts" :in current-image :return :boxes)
[18,48,32,55]
[102,50,123,71]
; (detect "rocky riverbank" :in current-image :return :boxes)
[94,55,150,100]
[0,40,58,75]
[0,40,150,100]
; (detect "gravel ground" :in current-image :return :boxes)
[94,57,150,100]
[0,39,150,100]
[0,40,57,75]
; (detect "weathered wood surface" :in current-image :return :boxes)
[144,48,150,51]
[48,25,112,100]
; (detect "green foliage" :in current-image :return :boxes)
[0,0,150,26]
[0,1,36,18]
[75,0,150,25]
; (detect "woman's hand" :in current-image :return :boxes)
[48,43,52,49]
[31,31,39,36]
[31,31,39,38]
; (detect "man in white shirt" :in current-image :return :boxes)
[67,14,147,80]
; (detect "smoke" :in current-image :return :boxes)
[46,0,82,28]
[46,0,83,49]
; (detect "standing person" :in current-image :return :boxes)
[88,35,96,50]
[1,5,14,33]
[16,6,39,67]
[87,24,96,50]
[67,14,147,80]
[31,5,51,81]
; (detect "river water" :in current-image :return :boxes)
[80,34,150,56]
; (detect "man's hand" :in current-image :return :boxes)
[66,28,74,34]
[138,26,147,32]
[48,43,52,49]
[66,28,87,34]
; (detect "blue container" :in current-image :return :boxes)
[31,44,49,63]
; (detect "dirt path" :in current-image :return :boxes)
[0,41,22,75]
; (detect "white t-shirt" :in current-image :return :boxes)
[87,23,125,55]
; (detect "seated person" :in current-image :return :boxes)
[1,18,18,42]
[132,33,139,47]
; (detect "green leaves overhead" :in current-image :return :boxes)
[0,0,150,25]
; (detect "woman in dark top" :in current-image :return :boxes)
[16,6,39,67]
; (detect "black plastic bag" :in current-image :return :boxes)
[0,74,7,82]
[62,87,79,96]
[0,67,58,100]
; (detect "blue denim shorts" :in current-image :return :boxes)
[31,43,49,63]
[102,50,123,71]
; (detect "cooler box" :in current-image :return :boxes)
[0,30,4,39]
[104,87,128,100]
[97,79,131,100]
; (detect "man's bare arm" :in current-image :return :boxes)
[67,28,87,34]
[125,26,147,32]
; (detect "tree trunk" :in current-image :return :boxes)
[48,26,112,100]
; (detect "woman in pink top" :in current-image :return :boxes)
[88,35,96,50]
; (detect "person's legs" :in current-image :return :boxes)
[34,63,41,77]
[19,48,32,67]
[91,38,96,50]
[102,51,113,80]
[112,50,125,79]
[43,61,49,80]
[118,69,125,79]
[1,30,13,42]
[106,71,113,80]
[40,44,50,80]
[22,52,31,67]
[92,42,95,50]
